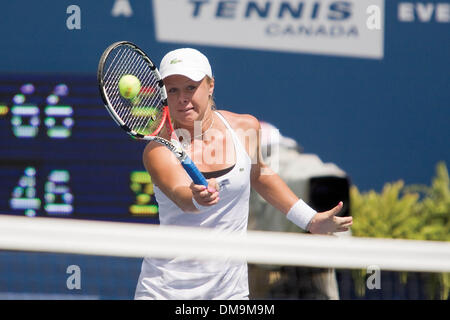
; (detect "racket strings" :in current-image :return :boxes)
[106,49,137,118]
[115,50,148,126]
[103,48,124,83]
[125,59,164,135]
[108,48,144,119]
[102,45,165,136]
[104,48,137,118]
[128,59,162,133]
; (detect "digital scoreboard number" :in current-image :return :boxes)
[0,74,159,223]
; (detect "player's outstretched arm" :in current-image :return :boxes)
[249,118,352,234]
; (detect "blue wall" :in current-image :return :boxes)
[1,0,449,191]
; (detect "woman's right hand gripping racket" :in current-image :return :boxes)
[97,41,208,186]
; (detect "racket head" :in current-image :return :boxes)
[97,41,171,139]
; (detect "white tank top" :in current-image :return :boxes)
[135,111,252,300]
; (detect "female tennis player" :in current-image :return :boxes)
[134,48,353,300]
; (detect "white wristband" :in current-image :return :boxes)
[286,199,317,231]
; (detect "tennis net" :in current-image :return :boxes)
[0,215,449,300]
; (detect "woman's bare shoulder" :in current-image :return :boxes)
[216,110,260,131]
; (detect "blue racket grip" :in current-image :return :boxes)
[181,156,208,186]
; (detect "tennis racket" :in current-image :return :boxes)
[97,41,208,186]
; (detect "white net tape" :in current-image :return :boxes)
[0,215,449,273]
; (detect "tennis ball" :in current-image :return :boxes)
[118,75,141,99]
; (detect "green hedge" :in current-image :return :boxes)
[350,161,450,299]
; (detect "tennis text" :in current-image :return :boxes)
[153,0,384,59]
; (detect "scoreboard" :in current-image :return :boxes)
[0,74,159,223]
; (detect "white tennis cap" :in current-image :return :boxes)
[159,48,212,81]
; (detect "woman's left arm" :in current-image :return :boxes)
[246,116,353,234]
